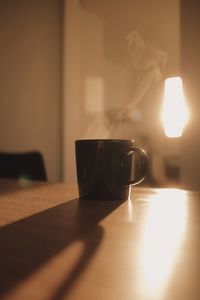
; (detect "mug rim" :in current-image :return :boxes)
[76,139,134,143]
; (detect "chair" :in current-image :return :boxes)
[0,151,47,181]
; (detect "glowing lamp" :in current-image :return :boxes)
[161,77,189,138]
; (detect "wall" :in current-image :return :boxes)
[82,0,180,74]
[62,0,82,182]
[63,0,181,184]
[81,0,181,139]
[0,0,62,181]
[180,0,200,190]
[0,0,182,184]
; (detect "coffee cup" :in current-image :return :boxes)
[75,139,148,200]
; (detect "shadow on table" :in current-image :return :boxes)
[0,197,125,299]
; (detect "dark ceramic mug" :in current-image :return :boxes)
[75,139,148,201]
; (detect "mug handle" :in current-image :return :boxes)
[124,147,148,185]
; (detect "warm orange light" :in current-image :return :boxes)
[161,77,189,138]
[138,188,187,298]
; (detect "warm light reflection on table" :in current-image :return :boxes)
[137,188,188,298]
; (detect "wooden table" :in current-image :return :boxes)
[0,180,200,300]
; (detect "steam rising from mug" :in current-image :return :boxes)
[82,30,168,139]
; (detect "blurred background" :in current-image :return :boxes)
[0,0,199,190]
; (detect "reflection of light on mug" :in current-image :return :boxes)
[161,77,189,137]
[138,189,187,298]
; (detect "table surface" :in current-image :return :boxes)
[0,180,200,300]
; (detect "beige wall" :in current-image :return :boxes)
[81,0,180,121]
[62,0,82,182]
[0,0,181,184]
[0,0,62,181]
[82,0,180,75]
[73,0,181,184]
[181,0,200,190]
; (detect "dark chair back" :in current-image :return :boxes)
[0,151,47,181]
